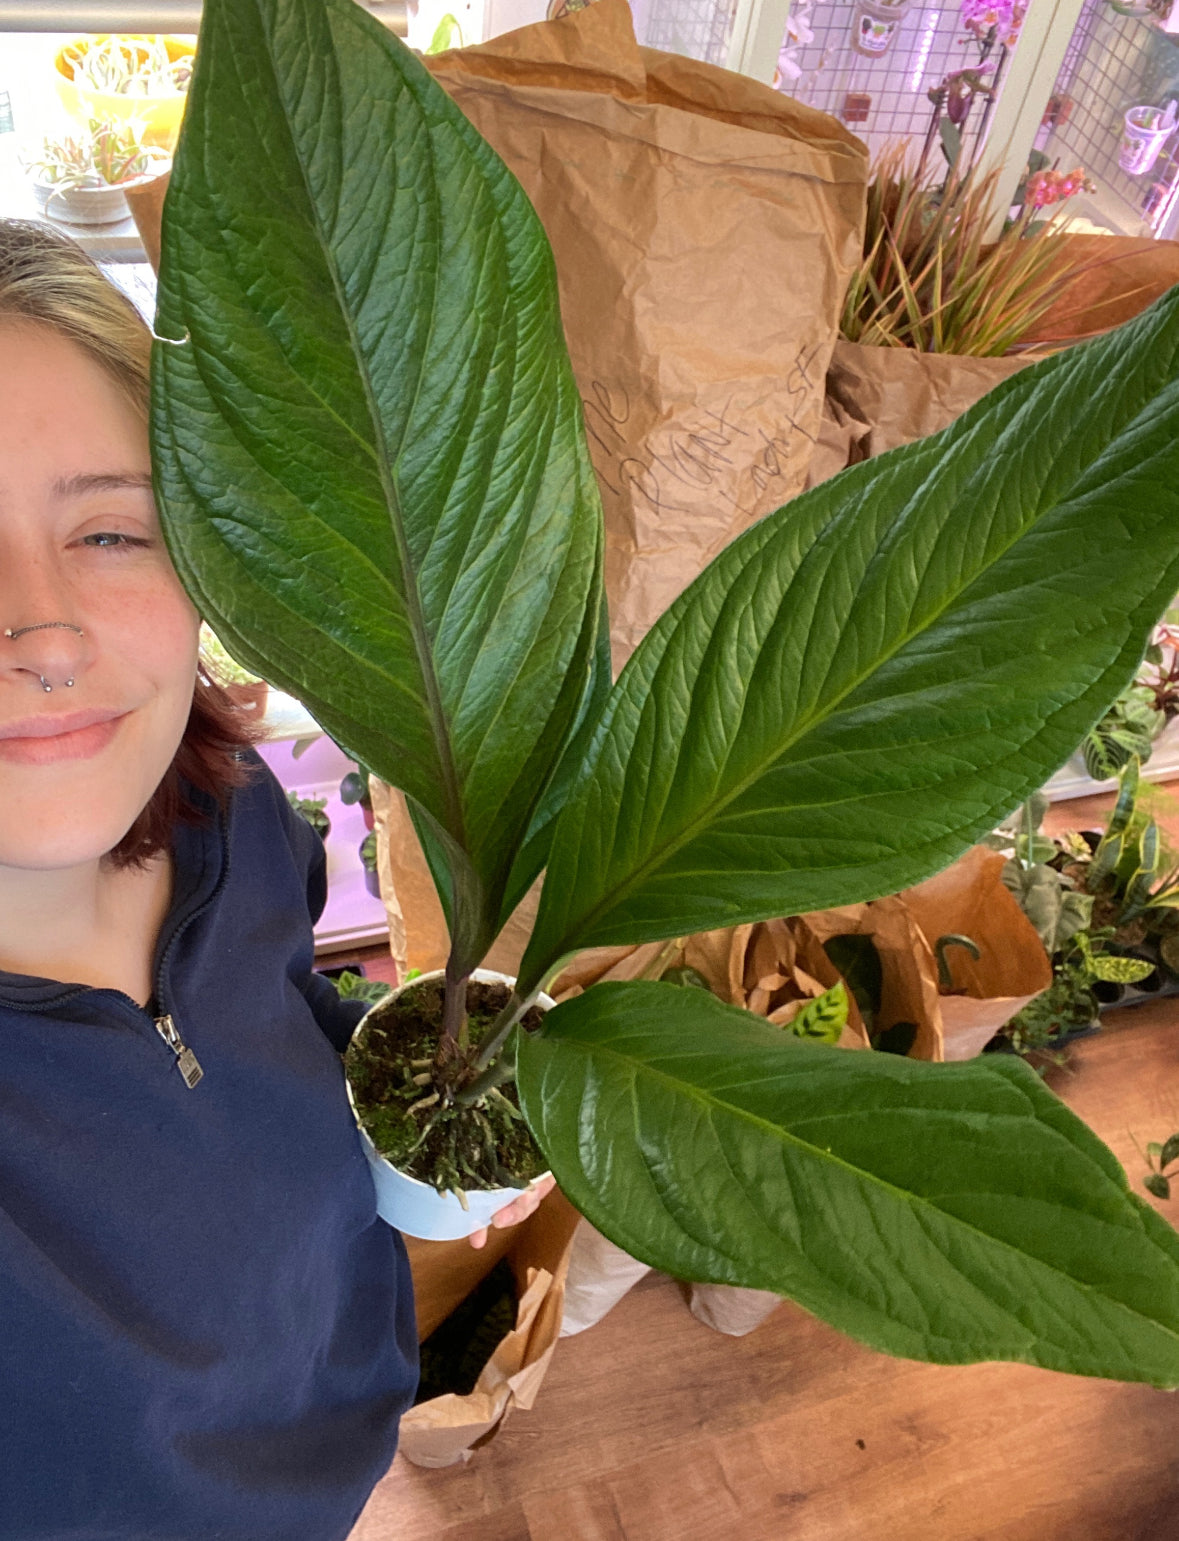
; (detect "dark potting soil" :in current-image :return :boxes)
[413,1257,518,1404]
[345,978,547,1193]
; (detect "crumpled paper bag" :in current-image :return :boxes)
[549,919,872,1050]
[799,898,944,1061]
[399,1188,581,1467]
[427,0,866,669]
[900,845,1053,1062]
[1022,234,1179,347]
[803,386,872,490]
[821,339,1031,463]
[686,1282,782,1336]
[560,1219,654,1337]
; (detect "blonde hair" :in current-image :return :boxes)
[0,219,150,415]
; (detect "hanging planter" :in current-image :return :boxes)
[1119,101,1178,177]
[850,0,912,56]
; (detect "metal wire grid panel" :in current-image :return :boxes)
[638,0,739,64]
[1037,0,1179,237]
[780,3,999,162]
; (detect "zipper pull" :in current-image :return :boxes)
[154,1013,204,1089]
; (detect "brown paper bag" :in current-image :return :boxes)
[800,899,944,1061]
[399,1188,581,1466]
[900,845,1052,1062]
[549,919,871,1050]
[1022,234,1179,346]
[428,0,866,670]
[804,388,872,490]
[822,339,1032,463]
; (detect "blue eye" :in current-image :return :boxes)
[82,532,151,549]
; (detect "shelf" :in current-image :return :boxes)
[1042,716,1179,802]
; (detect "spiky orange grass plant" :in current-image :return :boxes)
[841,144,1088,356]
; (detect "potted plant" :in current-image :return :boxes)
[150,0,1179,1385]
[1074,618,1179,782]
[345,968,556,1239]
[358,830,380,897]
[27,115,169,226]
[54,34,194,150]
[286,792,330,843]
[339,761,375,830]
[989,762,1179,1057]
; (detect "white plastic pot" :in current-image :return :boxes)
[346,967,553,1241]
[1119,102,1177,177]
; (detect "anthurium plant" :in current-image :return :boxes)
[153,0,1179,1385]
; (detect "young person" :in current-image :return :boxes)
[0,218,549,1540]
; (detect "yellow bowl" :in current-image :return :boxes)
[54,36,194,151]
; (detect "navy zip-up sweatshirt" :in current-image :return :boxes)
[0,758,418,1540]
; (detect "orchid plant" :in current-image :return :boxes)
[960,0,1025,48]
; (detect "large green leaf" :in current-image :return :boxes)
[151,0,603,964]
[520,295,1179,988]
[518,981,1179,1384]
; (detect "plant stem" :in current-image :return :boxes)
[639,936,685,981]
[469,990,531,1077]
[455,1046,518,1106]
[438,962,470,1068]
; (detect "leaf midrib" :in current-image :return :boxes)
[546,1029,1179,1346]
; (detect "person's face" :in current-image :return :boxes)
[0,320,199,871]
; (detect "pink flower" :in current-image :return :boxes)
[960,0,1026,46]
[1024,164,1091,210]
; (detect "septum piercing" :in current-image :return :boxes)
[5,623,83,693]
[4,622,85,641]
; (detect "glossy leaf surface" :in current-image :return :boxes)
[151,0,602,959]
[521,295,1179,986]
[518,981,1179,1384]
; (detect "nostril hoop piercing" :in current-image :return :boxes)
[39,677,52,693]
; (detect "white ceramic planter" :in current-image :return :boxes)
[33,162,169,227]
[347,967,553,1241]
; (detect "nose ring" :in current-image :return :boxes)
[6,623,83,695]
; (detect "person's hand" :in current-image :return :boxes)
[468,1174,556,1249]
